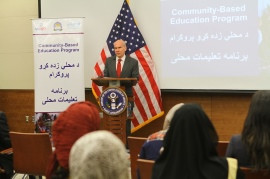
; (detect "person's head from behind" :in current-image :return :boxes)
[153,103,219,178]
[47,101,100,179]
[242,90,270,169]
[162,103,184,130]
[162,103,218,158]
[113,39,127,58]
[69,130,129,179]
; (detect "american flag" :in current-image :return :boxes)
[92,0,163,132]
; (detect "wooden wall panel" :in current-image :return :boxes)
[0,90,35,133]
[132,92,212,137]
[211,93,252,140]
[0,89,252,141]
[132,92,252,141]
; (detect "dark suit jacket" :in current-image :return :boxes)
[103,55,139,97]
[0,111,13,178]
[225,134,251,167]
[0,112,11,151]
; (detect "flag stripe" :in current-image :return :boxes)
[92,83,101,97]
[144,45,152,59]
[133,84,152,119]
[133,90,147,122]
[94,63,103,76]
[131,50,162,114]
[100,49,107,63]
[136,69,157,116]
[134,48,162,109]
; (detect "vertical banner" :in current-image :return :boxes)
[32,18,84,133]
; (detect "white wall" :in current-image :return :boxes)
[0,0,38,89]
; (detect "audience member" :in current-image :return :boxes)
[152,103,244,179]
[0,111,13,179]
[226,90,270,170]
[139,103,184,160]
[46,101,100,179]
[69,130,129,179]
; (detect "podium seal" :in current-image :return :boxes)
[99,87,128,116]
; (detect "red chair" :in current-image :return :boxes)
[128,136,147,179]
[217,141,229,156]
[9,132,52,177]
[136,159,154,179]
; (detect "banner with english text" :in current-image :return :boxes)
[32,18,85,134]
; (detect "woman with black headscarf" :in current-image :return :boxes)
[152,103,244,179]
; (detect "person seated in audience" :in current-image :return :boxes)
[0,111,13,179]
[152,103,244,179]
[69,130,130,179]
[139,103,184,160]
[226,90,270,170]
[46,101,100,179]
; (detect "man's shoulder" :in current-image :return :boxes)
[107,56,116,61]
[0,111,6,120]
[105,56,116,66]
[230,134,242,144]
[126,56,138,63]
[231,134,241,140]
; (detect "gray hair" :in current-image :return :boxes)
[69,130,129,179]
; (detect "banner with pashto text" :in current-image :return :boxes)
[32,18,84,134]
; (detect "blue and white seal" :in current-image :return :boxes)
[100,87,128,116]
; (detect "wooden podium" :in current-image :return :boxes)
[92,77,137,145]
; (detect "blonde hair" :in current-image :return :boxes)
[163,103,184,130]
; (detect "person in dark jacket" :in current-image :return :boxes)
[0,111,13,179]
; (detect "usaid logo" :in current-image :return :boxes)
[100,87,127,116]
[54,22,62,31]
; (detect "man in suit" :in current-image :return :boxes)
[103,39,139,143]
[0,111,13,179]
[103,39,139,97]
